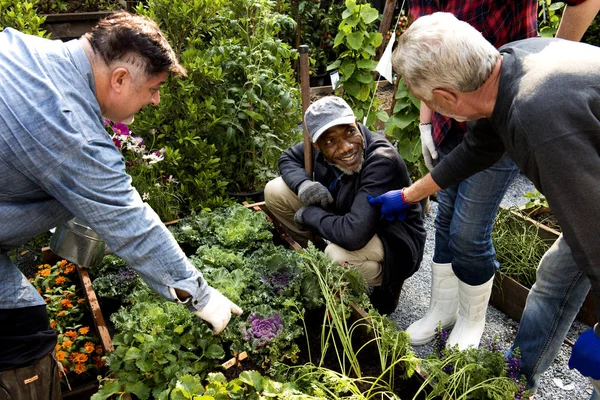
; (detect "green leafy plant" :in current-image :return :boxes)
[35,0,122,14]
[327,0,383,127]
[134,0,301,202]
[492,207,551,288]
[538,0,565,37]
[521,190,549,211]
[383,77,426,179]
[415,325,528,400]
[0,0,49,36]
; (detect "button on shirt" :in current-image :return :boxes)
[0,28,208,311]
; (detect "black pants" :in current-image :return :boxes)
[0,352,61,400]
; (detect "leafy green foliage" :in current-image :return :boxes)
[93,289,225,400]
[327,0,383,127]
[538,0,565,37]
[492,207,551,288]
[168,204,273,253]
[0,0,49,37]
[383,77,427,180]
[418,327,527,400]
[134,0,301,205]
[521,190,549,211]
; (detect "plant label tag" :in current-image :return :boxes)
[330,70,340,90]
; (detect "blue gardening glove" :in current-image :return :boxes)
[367,189,415,221]
[568,324,600,380]
[298,180,333,208]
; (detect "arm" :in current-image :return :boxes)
[556,0,600,41]
[302,147,409,250]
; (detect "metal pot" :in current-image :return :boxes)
[49,217,105,267]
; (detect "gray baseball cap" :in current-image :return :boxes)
[304,96,356,143]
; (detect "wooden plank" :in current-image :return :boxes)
[376,0,397,60]
[77,266,114,352]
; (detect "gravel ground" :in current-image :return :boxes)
[390,173,596,400]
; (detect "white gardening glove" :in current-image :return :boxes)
[195,287,243,334]
[419,123,438,171]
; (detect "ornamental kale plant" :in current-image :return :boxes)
[417,325,528,400]
[243,313,284,348]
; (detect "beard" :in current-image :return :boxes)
[325,152,365,175]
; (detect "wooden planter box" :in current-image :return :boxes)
[490,207,597,327]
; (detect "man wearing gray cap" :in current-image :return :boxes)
[264,96,426,314]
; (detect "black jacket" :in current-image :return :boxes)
[279,125,426,289]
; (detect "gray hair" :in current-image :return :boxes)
[392,12,500,101]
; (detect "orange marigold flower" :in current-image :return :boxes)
[60,299,73,309]
[77,298,86,304]
[55,344,61,352]
[64,330,78,339]
[55,276,66,285]
[95,345,103,355]
[56,351,67,361]
[74,353,88,363]
[37,288,42,295]
[50,320,57,329]
[28,278,34,283]
[62,340,73,349]
[44,297,51,303]
[39,269,51,277]
[79,327,90,335]
[64,264,76,274]
[84,342,95,353]
[58,260,67,268]
[66,292,76,298]
[38,264,51,270]
[74,363,86,374]
[57,311,66,317]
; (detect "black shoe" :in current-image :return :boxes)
[369,280,405,315]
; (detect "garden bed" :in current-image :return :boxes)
[490,206,597,327]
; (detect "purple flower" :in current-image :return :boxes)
[242,313,283,348]
[261,272,292,293]
[486,337,501,352]
[103,118,111,126]
[112,122,131,136]
[433,325,449,358]
[506,354,521,380]
[112,137,122,149]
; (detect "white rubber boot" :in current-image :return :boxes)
[446,275,494,350]
[406,262,459,345]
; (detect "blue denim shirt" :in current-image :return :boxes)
[0,28,209,311]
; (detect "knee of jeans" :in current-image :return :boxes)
[448,235,497,285]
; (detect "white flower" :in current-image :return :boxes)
[142,192,150,201]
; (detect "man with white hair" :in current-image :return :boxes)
[368,12,600,397]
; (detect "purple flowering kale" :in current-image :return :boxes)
[242,313,284,348]
[261,272,292,293]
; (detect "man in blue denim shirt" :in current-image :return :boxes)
[0,12,241,397]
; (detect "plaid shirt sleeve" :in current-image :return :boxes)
[409,0,539,147]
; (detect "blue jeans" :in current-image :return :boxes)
[433,152,520,285]
[507,235,592,394]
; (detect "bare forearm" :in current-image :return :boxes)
[403,173,441,203]
[556,0,600,41]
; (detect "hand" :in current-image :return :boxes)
[419,124,438,171]
[298,180,333,208]
[294,207,307,230]
[195,287,243,334]
[367,189,414,221]
[568,324,600,380]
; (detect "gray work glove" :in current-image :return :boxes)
[419,123,438,171]
[297,180,333,208]
[294,207,308,230]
